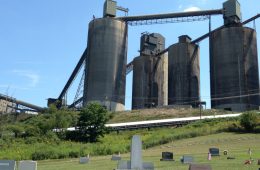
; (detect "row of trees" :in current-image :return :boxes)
[0,103,112,143]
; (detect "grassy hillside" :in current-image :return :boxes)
[0,118,238,160]
[37,133,260,170]
[0,108,258,164]
[109,108,234,123]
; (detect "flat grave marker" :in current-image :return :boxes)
[111,153,121,161]
[18,161,37,170]
[0,160,16,170]
[189,164,212,170]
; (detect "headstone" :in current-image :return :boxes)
[209,148,220,156]
[160,152,174,161]
[189,164,212,170]
[116,135,154,170]
[0,160,16,170]
[131,135,142,169]
[111,154,121,161]
[143,162,154,170]
[181,155,193,164]
[117,160,131,169]
[18,161,37,170]
[79,156,89,164]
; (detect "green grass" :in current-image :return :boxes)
[37,133,260,170]
[109,108,234,123]
[0,118,237,160]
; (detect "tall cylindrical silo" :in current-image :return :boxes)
[210,26,259,111]
[83,18,127,111]
[168,35,200,107]
[132,33,168,109]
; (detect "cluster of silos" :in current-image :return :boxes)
[132,33,168,109]
[209,0,260,112]
[168,35,200,107]
[82,0,259,112]
[83,17,128,111]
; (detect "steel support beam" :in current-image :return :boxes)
[58,48,87,101]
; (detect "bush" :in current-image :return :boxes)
[76,103,111,142]
[69,151,79,158]
[32,151,51,160]
[240,112,259,132]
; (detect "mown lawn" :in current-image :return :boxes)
[38,133,260,170]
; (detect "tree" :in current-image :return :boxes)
[77,103,111,142]
[5,124,24,138]
[240,112,259,132]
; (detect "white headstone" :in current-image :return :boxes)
[18,161,37,170]
[116,135,154,170]
[0,160,16,170]
[130,135,142,169]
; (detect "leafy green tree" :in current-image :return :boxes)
[25,105,78,136]
[5,124,24,138]
[77,103,111,142]
[240,112,259,132]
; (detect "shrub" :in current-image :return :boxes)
[32,150,58,160]
[240,112,259,132]
[69,151,79,158]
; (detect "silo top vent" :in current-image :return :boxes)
[179,35,192,43]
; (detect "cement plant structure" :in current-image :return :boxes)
[45,0,260,113]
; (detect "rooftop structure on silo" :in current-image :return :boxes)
[223,0,241,25]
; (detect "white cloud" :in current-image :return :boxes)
[178,4,183,9]
[12,70,40,87]
[184,6,201,12]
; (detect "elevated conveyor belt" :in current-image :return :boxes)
[0,93,44,112]
[117,9,223,22]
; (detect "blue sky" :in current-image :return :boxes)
[0,0,259,110]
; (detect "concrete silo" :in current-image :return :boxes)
[168,35,200,107]
[210,0,260,111]
[210,26,259,111]
[132,33,168,109]
[83,2,127,111]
